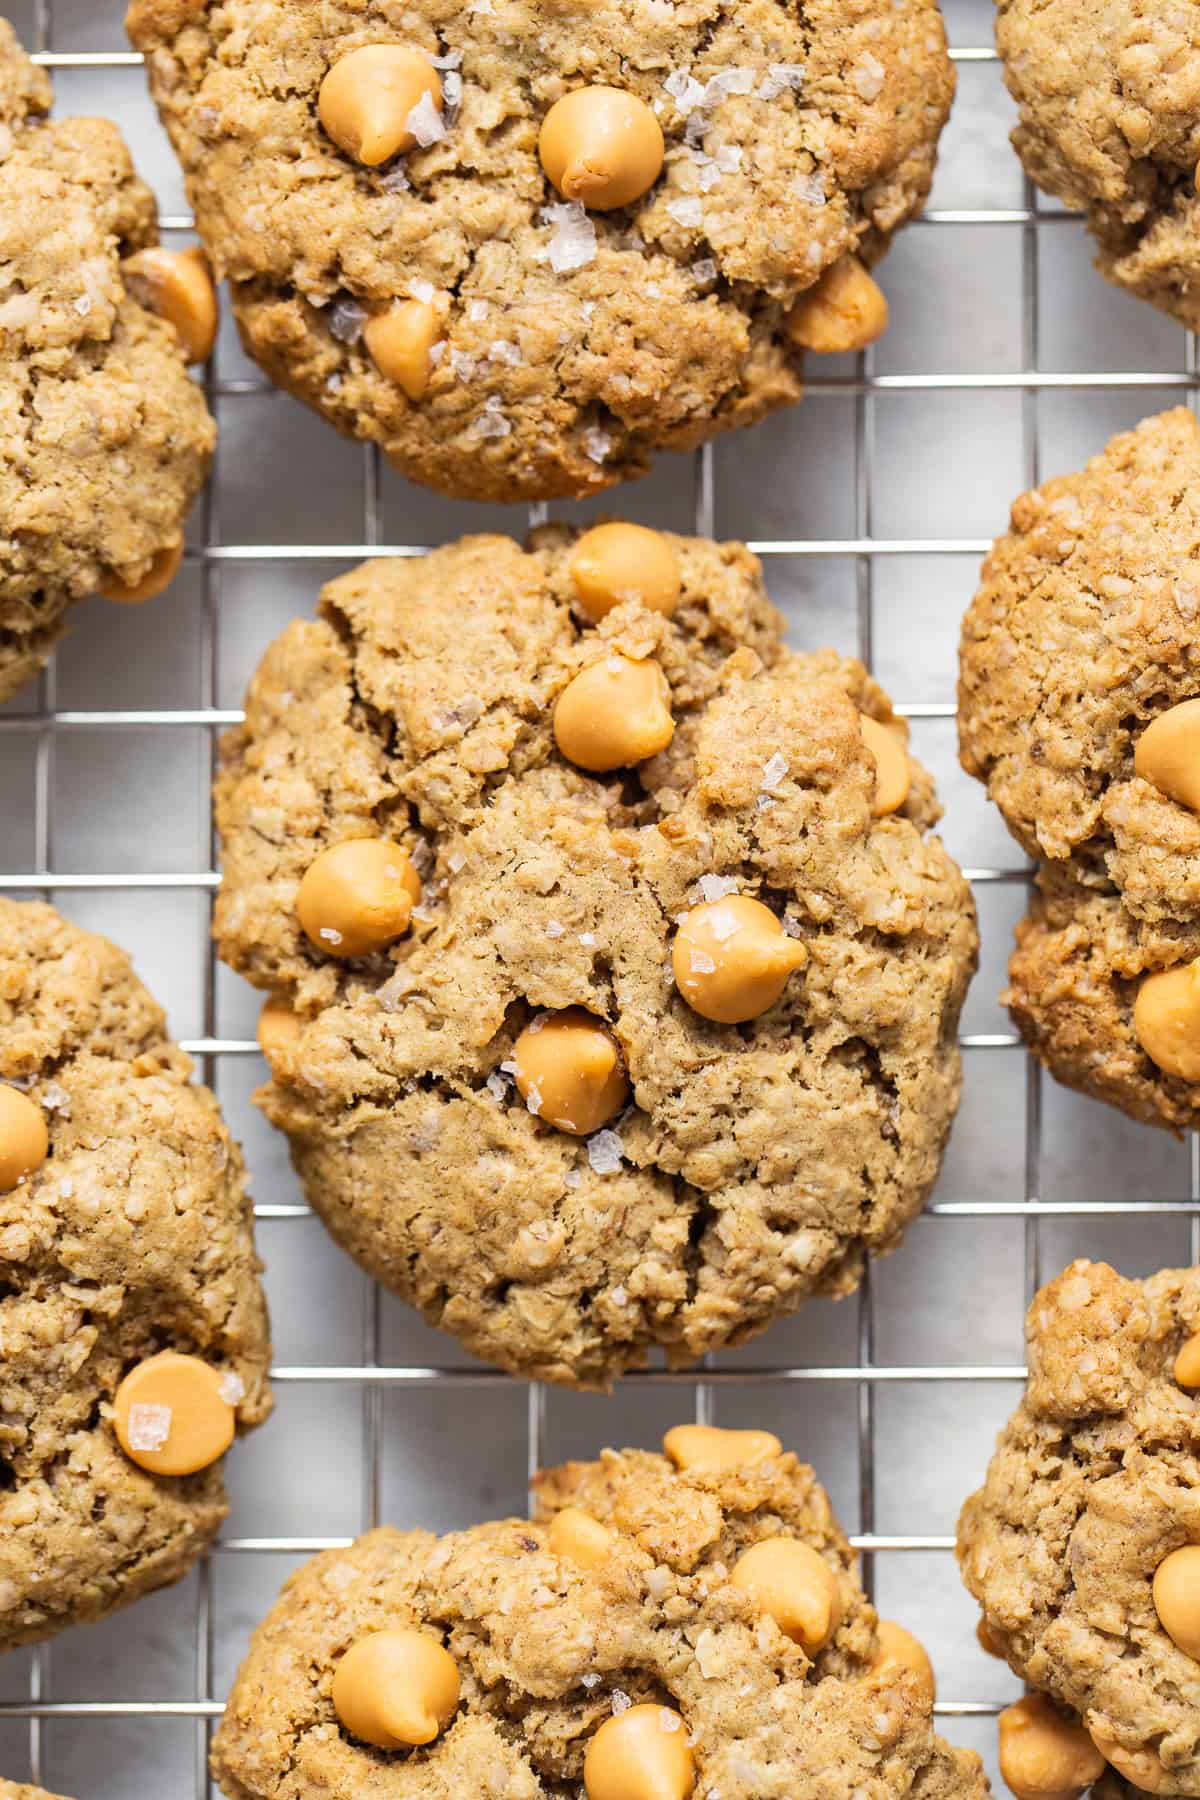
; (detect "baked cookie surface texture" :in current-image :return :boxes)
[0,899,271,1651]
[215,526,977,1386]
[0,19,216,704]
[959,1260,1200,1797]
[995,0,1200,329]
[126,0,954,501]
[212,1430,990,1799]
[959,408,1200,1131]
[0,1786,73,1800]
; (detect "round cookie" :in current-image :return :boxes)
[214,526,977,1386]
[959,407,1200,1131]
[211,1429,989,1799]
[995,0,1200,330]
[126,0,954,503]
[959,1260,1200,1797]
[0,899,271,1651]
[0,20,216,706]
[0,1785,73,1800]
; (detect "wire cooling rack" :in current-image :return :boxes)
[3,0,1200,1793]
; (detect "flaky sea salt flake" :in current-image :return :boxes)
[540,201,597,273]
[761,751,788,791]
[219,1371,246,1406]
[758,62,806,99]
[406,91,447,146]
[850,52,886,100]
[611,1688,633,1715]
[666,195,703,229]
[664,69,705,111]
[587,1129,624,1175]
[702,67,755,104]
[486,1071,510,1103]
[128,1403,172,1452]
[583,426,612,464]
[696,873,740,902]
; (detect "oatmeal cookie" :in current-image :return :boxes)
[959,1260,1200,1797]
[126,0,954,502]
[212,1427,989,1799]
[0,19,216,705]
[959,407,1200,1130]
[995,0,1200,329]
[0,899,271,1652]
[215,524,976,1386]
[0,1787,72,1800]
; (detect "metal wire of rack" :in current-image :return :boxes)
[4,1,1200,1793]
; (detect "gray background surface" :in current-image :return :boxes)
[1,0,1196,1792]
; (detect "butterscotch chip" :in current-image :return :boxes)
[318,46,442,166]
[1174,1331,1200,1389]
[547,1506,615,1569]
[99,540,184,606]
[113,1351,236,1477]
[584,1704,695,1800]
[511,1009,629,1136]
[871,1620,935,1703]
[121,246,219,364]
[662,1424,782,1472]
[211,1443,991,1800]
[0,20,214,703]
[672,895,807,1024]
[959,1259,1200,1795]
[128,0,954,502]
[296,839,421,959]
[212,528,976,1387]
[569,523,681,624]
[0,1083,48,1192]
[960,409,1200,1131]
[859,714,910,816]
[784,255,889,354]
[997,1696,1104,1800]
[363,300,440,401]
[539,86,664,211]
[1135,700,1200,815]
[0,898,271,1652]
[331,1627,460,1748]
[553,654,675,772]
[730,1537,841,1652]
[257,994,302,1066]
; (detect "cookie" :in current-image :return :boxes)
[959,407,1200,1130]
[0,899,272,1651]
[214,525,977,1386]
[995,0,1200,329]
[0,19,216,706]
[126,0,954,503]
[959,1260,1200,1797]
[0,1785,72,1800]
[211,1426,989,1800]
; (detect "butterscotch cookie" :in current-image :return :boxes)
[212,1426,989,1800]
[0,899,271,1651]
[0,1785,72,1800]
[995,0,1200,329]
[959,1260,1200,1797]
[126,0,954,503]
[214,525,977,1386]
[959,407,1200,1130]
[0,19,216,706]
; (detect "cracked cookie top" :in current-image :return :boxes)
[0,899,271,1652]
[126,0,954,501]
[211,1433,990,1799]
[959,1260,1200,1797]
[959,408,1200,1131]
[0,20,215,705]
[995,0,1200,329]
[214,526,976,1386]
